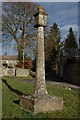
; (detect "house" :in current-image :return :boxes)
[0,53,18,76]
[0,53,18,68]
[0,53,29,77]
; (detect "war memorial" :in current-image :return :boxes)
[20,6,63,114]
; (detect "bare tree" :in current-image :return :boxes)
[2,2,37,68]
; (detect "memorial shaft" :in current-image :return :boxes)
[35,26,47,95]
[20,6,63,113]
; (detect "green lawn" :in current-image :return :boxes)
[1,76,80,119]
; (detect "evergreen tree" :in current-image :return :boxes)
[45,22,63,74]
[45,22,62,60]
[64,27,78,49]
[79,36,80,49]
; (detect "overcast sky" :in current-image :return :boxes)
[0,2,79,55]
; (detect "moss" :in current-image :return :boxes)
[29,70,36,78]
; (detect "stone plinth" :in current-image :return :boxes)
[20,94,63,114]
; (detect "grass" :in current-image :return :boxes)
[4,75,33,80]
[29,70,36,78]
[1,76,80,119]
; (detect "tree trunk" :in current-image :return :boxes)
[23,42,24,69]
[56,62,58,76]
[18,45,23,62]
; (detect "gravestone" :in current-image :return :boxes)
[20,6,63,114]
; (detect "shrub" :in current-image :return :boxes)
[16,59,33,69]
[24,60,33,69]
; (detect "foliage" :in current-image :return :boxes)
[79,36,80,49]
[25,60,33,69]
[16,56,33,69]
[45,22,63,74]
[64,27,78,49]
[25,56,32,61]
[32,58,36,72]
[63,27,78,63]
[29,70,36,78]
[2,77,80,118]
[16,59,33,69]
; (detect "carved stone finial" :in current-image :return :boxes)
[38,6,44,12]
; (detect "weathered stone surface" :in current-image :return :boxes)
[16,68,29,77]
[2,67,15,76]
[2,67,29,77]
[7,68,15,76]
[35,26,47,95]
[2,67,8,76]
[20,6,63,113]
[8,62,16,68]
[20,95,63,114]
[20,95,34,112]
[0,62,2,76]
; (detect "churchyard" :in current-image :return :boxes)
[1,2,80,119]
[2,76,80,118]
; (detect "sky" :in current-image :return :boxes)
[39,2,78,40]
[0,1,79,55]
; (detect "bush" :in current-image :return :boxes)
[24,60,33,69]
[16,59,33,69]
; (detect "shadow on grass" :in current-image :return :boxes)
[2,78,24,96]
[13,100,20,105]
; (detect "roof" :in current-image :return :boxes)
[0,55,18,60]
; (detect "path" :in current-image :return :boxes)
[3,76,80,91]
[47,81,80,91]
[46,74,80,91]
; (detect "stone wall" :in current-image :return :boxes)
[2,67,15,76]
[0,59,29,77]
[63,63,80,85]
[1,67,29,77]
[2,60,18,68]
[0,62,2,76]
[59,59,80,86]
[16,68,29,77]
[7,68,15,76]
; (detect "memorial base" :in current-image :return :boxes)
[20,94,63,114]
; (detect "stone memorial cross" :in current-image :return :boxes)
[33,6,48,96]
[20,6,63,113]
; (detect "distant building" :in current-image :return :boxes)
[0,53,29,77]
[0,53,18,68]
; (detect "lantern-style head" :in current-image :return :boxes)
[33,6,48,28]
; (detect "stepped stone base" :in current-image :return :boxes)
[20,94,63,114]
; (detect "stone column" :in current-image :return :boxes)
[35,26,47,96]
[20,6,63,113]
